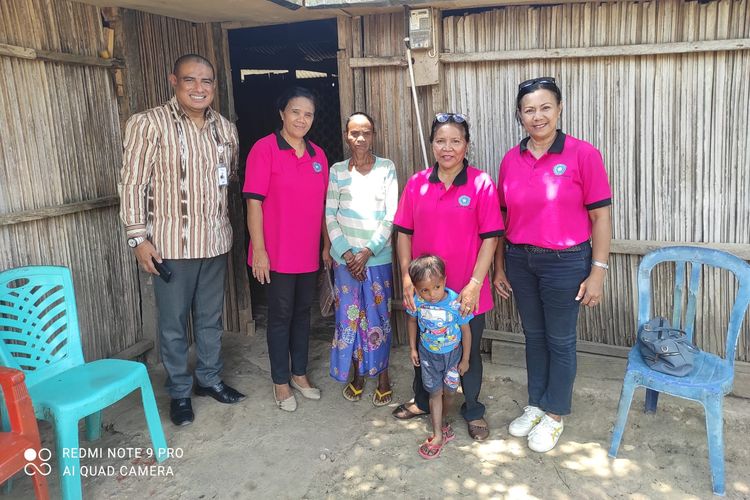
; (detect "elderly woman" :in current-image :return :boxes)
[392,113,503,440]
[326,111,398,406]
[244,86,331,412]
[493,77,612,452]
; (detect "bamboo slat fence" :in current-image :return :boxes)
[339,0,750,362]
[0,0,140,360]
[442,0,750,362]
[354,14,438,342]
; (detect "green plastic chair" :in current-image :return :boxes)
[0,266,168,500]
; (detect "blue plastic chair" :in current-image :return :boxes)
[608,247,750,496]
[0,266,168,500]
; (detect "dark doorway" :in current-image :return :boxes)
[228,19,341,322]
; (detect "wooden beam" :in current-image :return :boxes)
[440,38,750,64]
[0,43,34,59]
[351,16,366,112]
[0,42,124,68]
[0,196,119,227]
[345,39,750,70]
[486,329,750,398]
[610,239,750,260]
[349,55,406,68]
[337,16,355,138]
[429,7,445,113]
[112,339,154,361]
[485,329,632,358]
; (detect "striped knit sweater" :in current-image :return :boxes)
[325,156,398,266]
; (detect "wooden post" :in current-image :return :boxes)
[106,7,160,364]
[429,8,445,114]
[337,16,354,150]
[351,16,366,112]
[215,24,254,335]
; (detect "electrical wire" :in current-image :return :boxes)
[404,37,430,170]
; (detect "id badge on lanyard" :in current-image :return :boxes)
[213,125,229,187]
[174,108,229,188]
[217,143,228,187]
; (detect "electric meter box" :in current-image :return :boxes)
[408,8,433,50]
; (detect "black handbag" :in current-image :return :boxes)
[637,316,699,376]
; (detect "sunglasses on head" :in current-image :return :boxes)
[435,113,468,124]
[518,77,556,91]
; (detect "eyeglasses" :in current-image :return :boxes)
[518,77,556,91]
[435,113,467,124]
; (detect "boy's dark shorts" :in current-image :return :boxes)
[418,343,462,394]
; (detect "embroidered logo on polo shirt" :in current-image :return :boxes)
[458,195,471,207]
[313,162,322,173]
[553,164,567,175]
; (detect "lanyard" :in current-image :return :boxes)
[170,104,227,171]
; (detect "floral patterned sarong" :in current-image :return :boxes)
[330,261,393,382]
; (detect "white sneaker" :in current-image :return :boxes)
[508,405,545,437]
[527,414,564,453]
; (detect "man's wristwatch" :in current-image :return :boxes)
[127,236,146,248]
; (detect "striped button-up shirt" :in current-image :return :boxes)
[119,97,238,259]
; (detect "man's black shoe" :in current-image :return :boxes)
[170,398,194,426]
[194,381,246,404]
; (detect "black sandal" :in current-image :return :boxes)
[392,403,429,420]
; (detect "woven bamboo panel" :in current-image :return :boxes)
[355,14,436,345]
[0,0,140,360]
[352,1,750,360]
[442,0,750,361]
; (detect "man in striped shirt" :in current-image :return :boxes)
[119,54,245,427]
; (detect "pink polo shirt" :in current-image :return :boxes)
[394,163,504,315]
[498,132,611,250]
[243,132,328,274]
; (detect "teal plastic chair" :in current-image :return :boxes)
[0,266,168,500]
[608,247,750,496]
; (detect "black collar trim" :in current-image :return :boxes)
[275,130,316,157]
[428,159,469,186]
[519,130,566,154]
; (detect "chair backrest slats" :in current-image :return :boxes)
[0,267,85,389]
[726,280,750,362]
[672,261,686,329]
[684,263,702,343]
[639,247,750,370]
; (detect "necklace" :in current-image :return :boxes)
[350,153,374,172]
[529,132,557,157]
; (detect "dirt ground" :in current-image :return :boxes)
[10,327,750,499]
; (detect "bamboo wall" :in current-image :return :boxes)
[0,0,252,366]
[341,0,750,362]
[0,0,139,360]
[338,14,439,343]
[442,0,750,362]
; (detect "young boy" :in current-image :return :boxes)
[406,254,472,459]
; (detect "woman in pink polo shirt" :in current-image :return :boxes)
[244,86,331,412]
[493,77,612,452]
[391,113,504,441]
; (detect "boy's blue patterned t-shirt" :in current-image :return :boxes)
[406,287,473,354]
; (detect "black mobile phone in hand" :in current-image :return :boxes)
[152,258,173,283]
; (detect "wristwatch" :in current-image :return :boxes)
[127,236,146,248]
